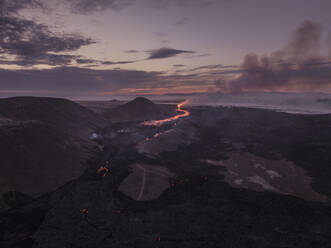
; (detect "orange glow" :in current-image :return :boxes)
[80,209,89,214]
[97,164,110,177]
[142,102,190,126]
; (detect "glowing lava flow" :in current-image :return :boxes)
[142,102,190,126]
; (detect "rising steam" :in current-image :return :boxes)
[185,92,331,114]
[216,20,331,93]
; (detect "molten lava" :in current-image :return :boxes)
[81,208,89,214]
[97,163,110,177]
[142,102,189,126]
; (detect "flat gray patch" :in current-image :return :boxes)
[118,164,175,201]
[203,153,328,202]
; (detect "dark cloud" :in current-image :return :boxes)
[153,0,217,9]
[0,0,44,16]
[75,58,97,64]
[0,0,95,67]
[173,64,186,67]
[124,49,139,53]
[102,60,136,65]
[215,21,331,93]
[327,32,331,58]
[284,20,322,62]
[0,16,95,65]
[0,67,162,97]
[75,58,136,65]
[210,69,243,75]
[67,0,135,14]
[185,53,211,59]
[300,58,331,67]
[0,66,218,97]
[64,0,218,13]
[196,53,210,57]
[147,47,194,60]
[192,64,238,71]
[220,55,331,93]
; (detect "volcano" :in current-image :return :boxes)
[103,97,176,122]
[1,97,331,248]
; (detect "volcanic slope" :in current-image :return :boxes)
[1,104,331,248]
[103,97,176,122]
[0,97,105,211]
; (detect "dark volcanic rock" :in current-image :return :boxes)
[0,97,104,136]
[1,105,331,248]
[0,97,105,209]
[103,97,176,122]
[77,99,124,114]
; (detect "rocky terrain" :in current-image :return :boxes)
[102,97,176,122]
[1,98,331,248]
[0,97,105,211]
[77,100,124,114]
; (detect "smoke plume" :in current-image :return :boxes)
[216,20,331,93]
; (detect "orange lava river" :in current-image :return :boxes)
[142,103,190,126]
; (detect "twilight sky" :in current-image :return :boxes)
[1,0,331,99]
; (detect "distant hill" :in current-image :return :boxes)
[77,99,124,114]
[0,97,105,211]
[0,97,104,136]
[103,97,176,122]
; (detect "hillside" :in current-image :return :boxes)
[77,99,124,114]
[0,97,104,136]
[103,97,176,122]
[1,106,331,247]
[0,97,105,211]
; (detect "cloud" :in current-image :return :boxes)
[154,32,169,44]
[0,67,162,97]
[101,60,136,65]
[196,53,210,57]
[215,20,331,93]
[0,66,221,97]
[154,32,168,38]
[64,0,220,14]
[75,58,136,65]
[67,0,135,14]
[185,53,211,59]
[175,17,189,26]
[192,64,238,71]
[0,0,44,16]
[63,0,219,13]
[0,16,95,66]
[210,69,243,75]
[284,20,322,62]
[185,92,331,115]
[0,0,96,67]
[124,49,139,53]
[327,32,331,58]
[147,47,194,60]
[152,0,217,9]
[75,58,97,64]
